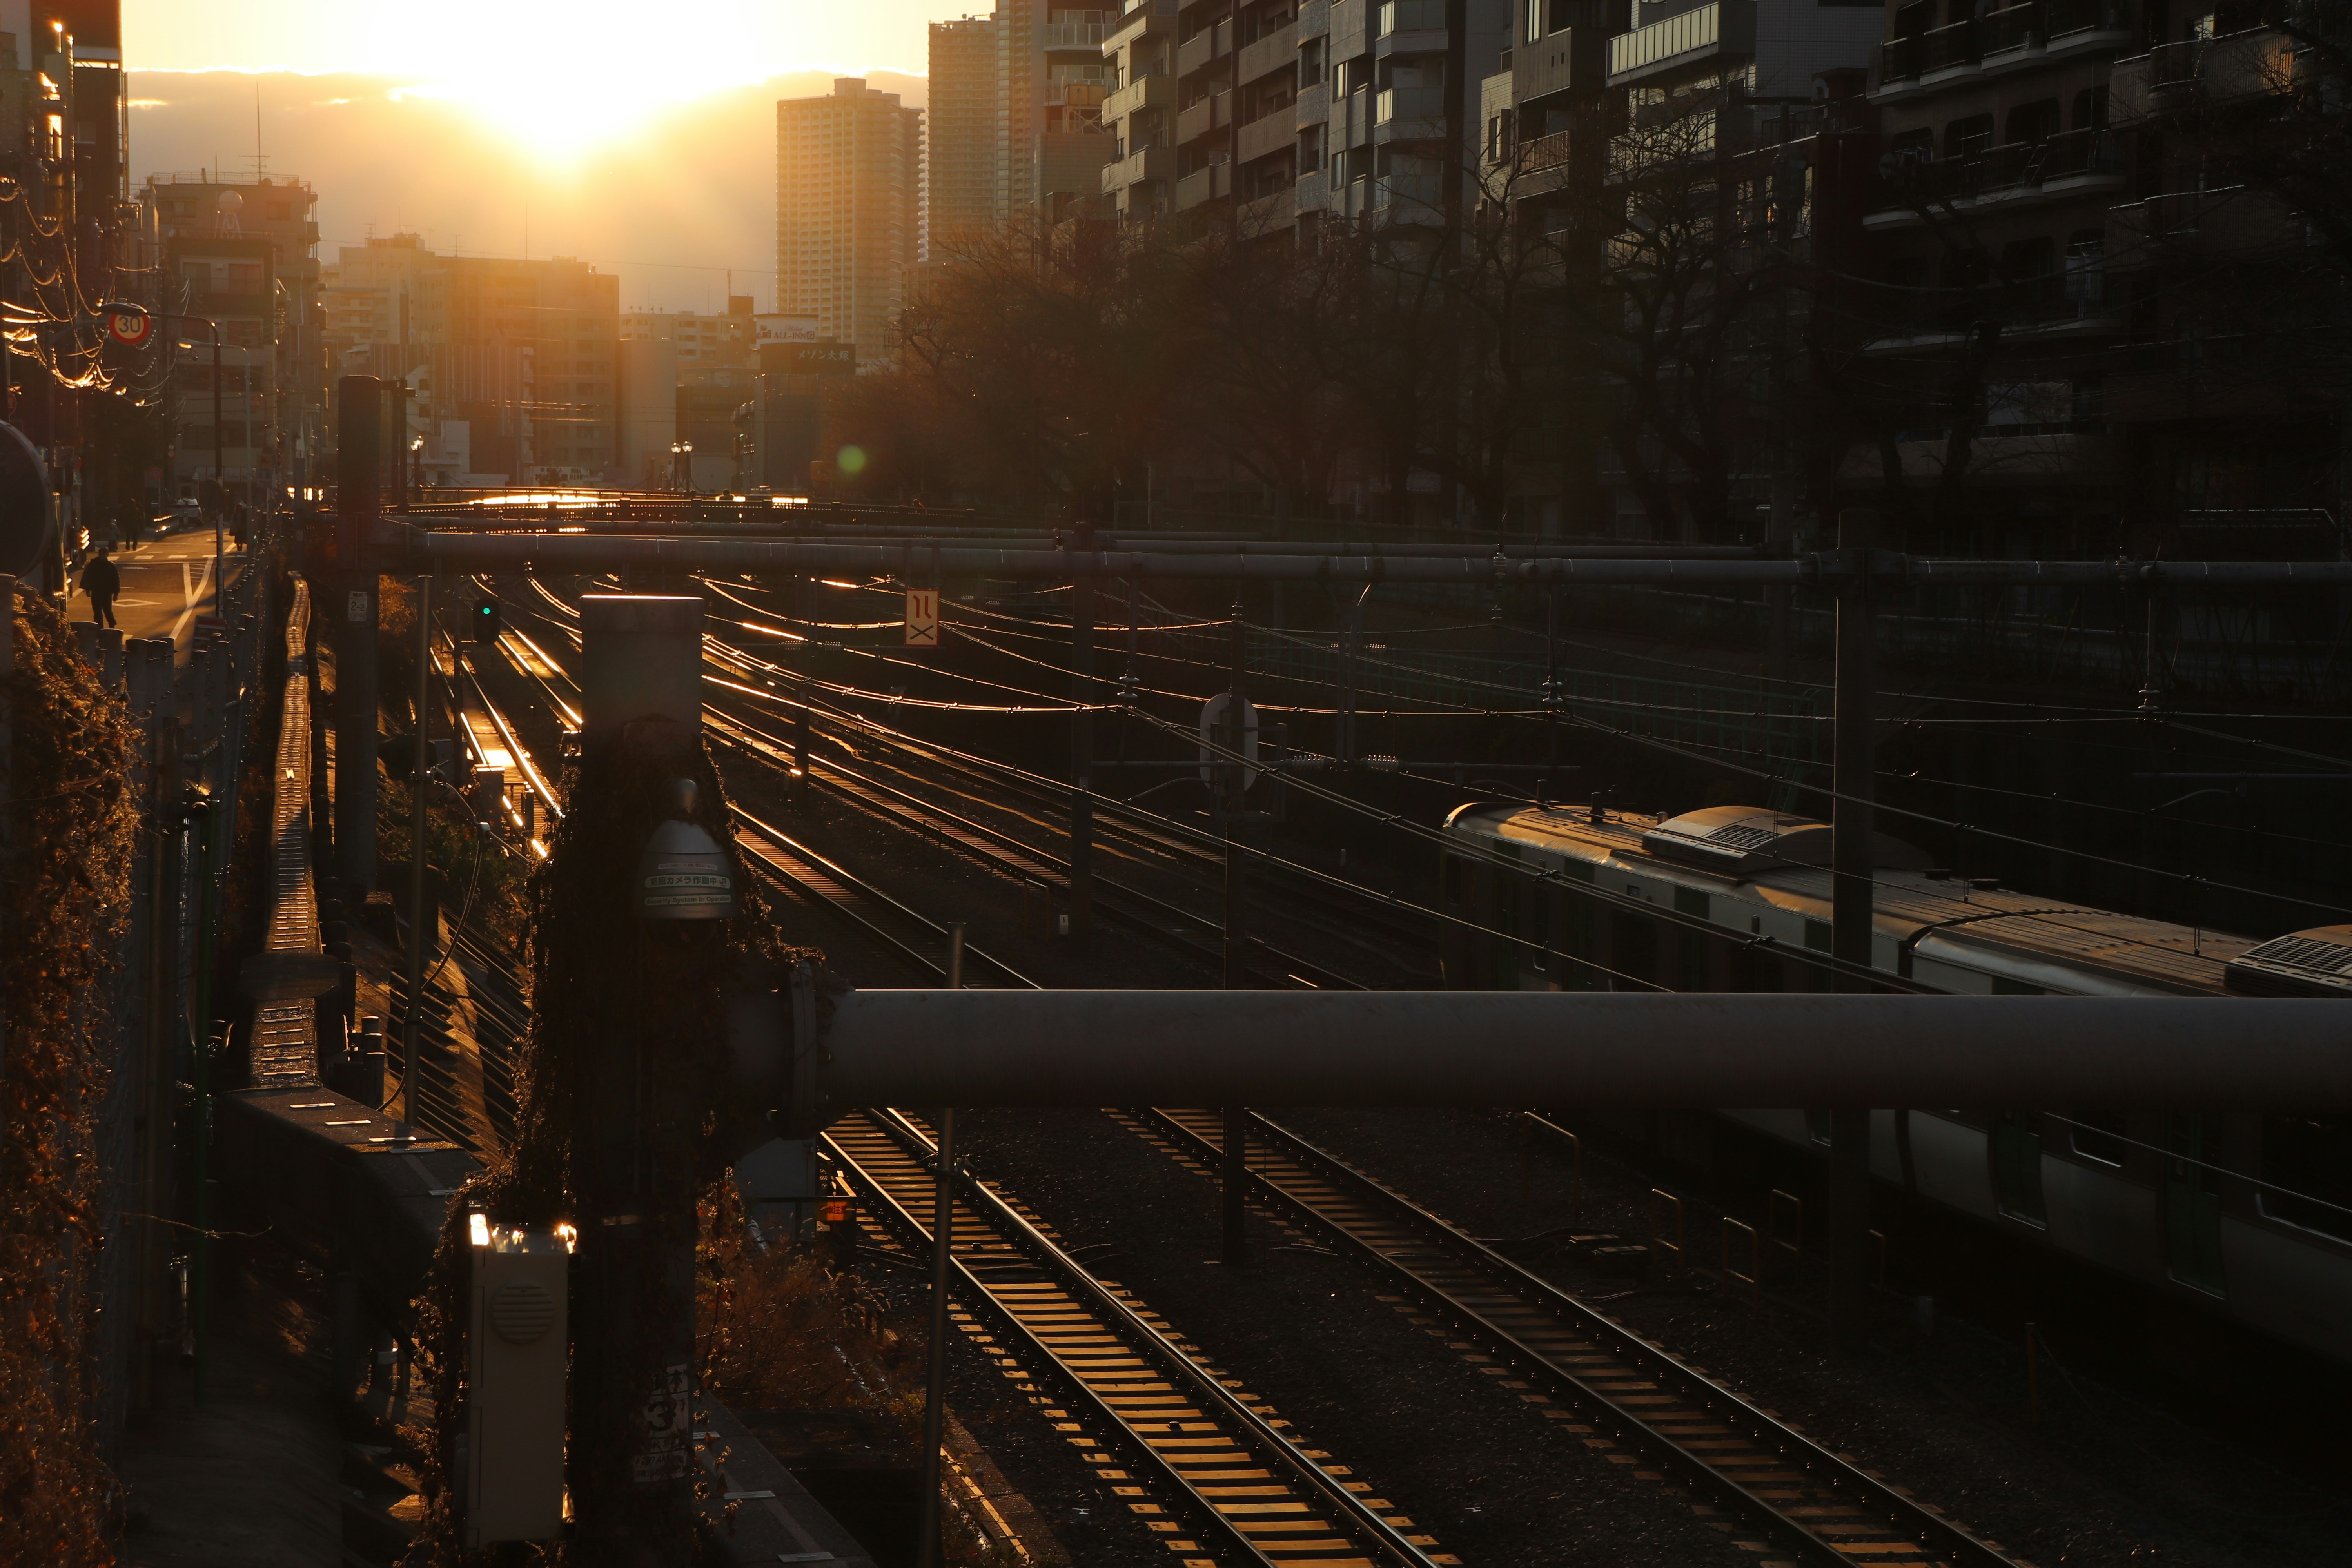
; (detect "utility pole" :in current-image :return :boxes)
[1827,507,1878,1344]
[401,572,433,1126]
[1068,526,1095,944]
[1221,601,1249,1267]
[334,376,384,895]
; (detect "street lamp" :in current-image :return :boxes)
[409,436,425,511]
[670,438,693,494]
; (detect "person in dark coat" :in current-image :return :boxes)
[80,548,120,628]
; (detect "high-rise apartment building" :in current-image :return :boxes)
[776,78,924,366]
[930,15,1002,248]
[999,4,1118,220]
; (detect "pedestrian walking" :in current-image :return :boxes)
[80,547,120,629]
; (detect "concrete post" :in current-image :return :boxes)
[1828,508,1878,1343]
[1068,552,1094,945]
[571,593,711,1566]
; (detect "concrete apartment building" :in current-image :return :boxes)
[776,78,923,367]
[930,15,1001,246]
[147,173,325,504]
[321,232,431,382]
[1000,3,1120,220]
[619,300,756,370]
[1097,0,1510,234]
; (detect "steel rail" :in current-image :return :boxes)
[729,802,1043,991]
[1145,1108,2023,1568]
[702,641,1435,972]
[829,1106,1450,1568]
[708,690,1372,991]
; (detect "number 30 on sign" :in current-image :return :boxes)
[904,588,940,648]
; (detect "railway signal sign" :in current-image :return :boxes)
[471,597,501,643]
[904,588,939,648]
[1198,693,1260,791]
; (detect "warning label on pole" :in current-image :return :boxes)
[904,588,940,648]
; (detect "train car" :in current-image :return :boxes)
[1439,800,2352,1365]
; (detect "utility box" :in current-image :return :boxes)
[464,1220,568,1547]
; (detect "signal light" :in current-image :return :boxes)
[470,598,501,643]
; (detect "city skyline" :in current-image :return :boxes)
[125,67,930,313]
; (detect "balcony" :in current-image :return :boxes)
[2041,0,2133,50]
[1107,0,1179,50]
[1862,272,2120,353]
[1863,128,2123,227]
[1240,187,1298,232]
[1606,1,1757,87]
[1236,20,1298,85]
[1101,144,1176,192]
[1175,161,1232,209]
[1922,16,1980,76]
[1979,2,2038,59]
[1176,20,1230,78]
[2109,27,2297,123]
[1379,0,1447,32]
[1043,20,1111,50]
[1175,89,1231,145]
[1103,72,1177,122]
[1374,84,1447,140]
[1372,170,1444,214]
[1236,104,1298,164]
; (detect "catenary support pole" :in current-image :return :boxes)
[1069,543,1094,944]
[793,698,810,805]
[1222,603,1249,1266]
[333,378,384,895]
[1827,508,1879,1343]
[916,925,964,1568]
[401,572,432,1126]
[1544,587,1561,784]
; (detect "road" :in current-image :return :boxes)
[65,527,252,667]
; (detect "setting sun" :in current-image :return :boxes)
[380,1,780,163]
[124,0,973,162]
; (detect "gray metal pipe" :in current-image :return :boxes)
[817,990,2352,1110]
[405,528,2352,588]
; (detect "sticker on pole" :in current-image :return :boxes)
[1198,693,1260,791]
[904,588,939,648]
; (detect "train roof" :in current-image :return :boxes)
[1445,801,2260,997]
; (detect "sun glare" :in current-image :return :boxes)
[374,0,775,163]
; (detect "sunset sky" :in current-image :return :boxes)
[118,2,976,310]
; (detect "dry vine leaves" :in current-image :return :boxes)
[0,593,140,1567]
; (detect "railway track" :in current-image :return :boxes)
[491,573,1429,990]
[463,577,2028,1567]
[826,1106,1456,1568]
[1130,1109,2033,1568]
